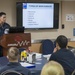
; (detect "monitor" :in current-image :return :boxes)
[16,2,59,30]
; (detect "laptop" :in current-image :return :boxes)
[8,27,24,33]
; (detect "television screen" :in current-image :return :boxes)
[16,2,59,29]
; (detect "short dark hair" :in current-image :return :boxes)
[0,12,6,17]
[56,35,68,48]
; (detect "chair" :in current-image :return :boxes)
[41,39,54,55]
[67,46,75,56]
[1,70,22,75]
[71,69,75,75]
[53,40,56,48]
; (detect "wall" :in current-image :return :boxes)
[0,0,75,40]
[61,1,75,39]
[0,0,25,26]
[28,1,75,40]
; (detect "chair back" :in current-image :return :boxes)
[71,70,75,75]
[1,70,22,75]
[53,40,56,48]
[41,39,54,55]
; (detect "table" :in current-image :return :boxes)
[0,56,47,75]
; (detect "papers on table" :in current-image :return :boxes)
[20,62,35,68]
[35,53,42,59]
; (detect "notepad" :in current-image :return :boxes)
[20,62,35,68]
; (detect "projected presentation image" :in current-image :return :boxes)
[23,3,54,28]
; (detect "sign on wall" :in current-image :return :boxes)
[66,14,75,21]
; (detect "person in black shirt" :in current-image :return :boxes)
[49,35,75,75]
[0,12,10,56]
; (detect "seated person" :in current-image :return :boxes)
[49,35,75,75]
[20,47,31,61]
[41,61,64,75]
[20,50,27,61]
[0,47,31,75]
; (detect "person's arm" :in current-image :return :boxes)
[49,53,57,61]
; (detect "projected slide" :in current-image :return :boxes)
[23,3,54,28]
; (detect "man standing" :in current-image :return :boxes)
[49,35,75,75]
[0,12,10,56]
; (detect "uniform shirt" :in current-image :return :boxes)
[0,62,31,75]
[0,23,10,36]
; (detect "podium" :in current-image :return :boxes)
[0,33,31,56]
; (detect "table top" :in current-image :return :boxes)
[0,56,48,75]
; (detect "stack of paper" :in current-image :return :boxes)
[20,62,35,68]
